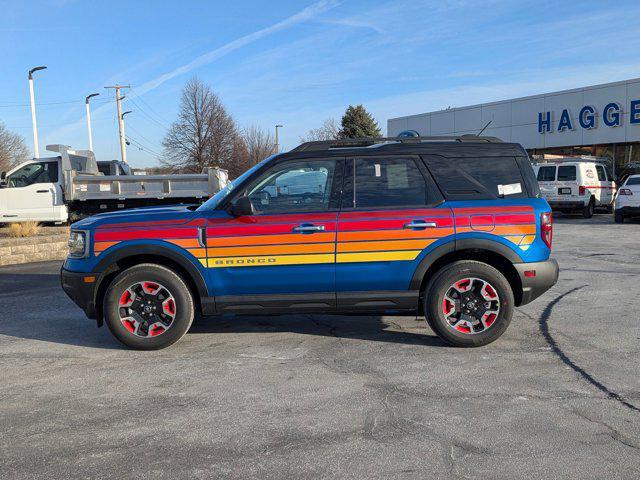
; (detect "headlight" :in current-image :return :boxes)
[68,231,87,257]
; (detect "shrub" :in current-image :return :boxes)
[8,221,41,238]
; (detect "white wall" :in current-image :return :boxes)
[388,78,640,149]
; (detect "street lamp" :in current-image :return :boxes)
[28,65,47,158]
[275,124,283,154]
[85,93,100,152]
[120,111,132,163]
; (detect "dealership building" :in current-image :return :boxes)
[387,78,640,175]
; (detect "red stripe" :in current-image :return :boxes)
[96,218,198,230]
[339,217,453,231]
[494,214,535,225]
[207,213,338,226]
[454,206,534,214]
[339,208,450,220]
[207,222,336,237]
[94,227,199,242]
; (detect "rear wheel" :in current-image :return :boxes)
[582,198,594,218]
[424,261,514,347]
[614,212,624,223]
[103,264,194,350]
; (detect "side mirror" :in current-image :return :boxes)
[0,172,6,188]
[229,196,254,217]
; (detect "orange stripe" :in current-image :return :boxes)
[94,241,119,253]
[338,228,453,242]
[457,225,536,235]
[207,242,335,257]
[167,238,201,248]
[206,232,335,247]
[187,248,207,258]
[337,238,436,253]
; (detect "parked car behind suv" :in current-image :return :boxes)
[614,174,640,223]
[533,158,615,218]
[61,136,559,350]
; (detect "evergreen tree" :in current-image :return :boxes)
[338,105,382,138]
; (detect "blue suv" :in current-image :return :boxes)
[61,136,559,349]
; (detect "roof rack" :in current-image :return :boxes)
[292,135,503,152]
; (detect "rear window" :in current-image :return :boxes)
[596,165,606,181]
[627,177,640,186]
[537,166,556,181]
[557,165,576,181]
[425,156,528,200]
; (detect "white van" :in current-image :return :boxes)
[533,159,616,218]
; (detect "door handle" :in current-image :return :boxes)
[36,190,49,193]
[404,220,437,230]
[292,224,326,233]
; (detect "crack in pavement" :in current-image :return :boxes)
[538,286,640,413]
[569,408,640,451]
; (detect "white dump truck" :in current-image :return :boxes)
[0,145,228,223]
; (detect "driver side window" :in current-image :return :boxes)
[243,160,336,214]
[8,162,58,188]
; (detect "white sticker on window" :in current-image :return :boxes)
[497,183,522,196]
[374,164,381,177]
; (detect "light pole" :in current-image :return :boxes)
[85,93,100,152]
[120,110,132,163]
[28,65,47,158]
[275,124,283,153]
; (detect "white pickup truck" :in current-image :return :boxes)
[0,145,228,223]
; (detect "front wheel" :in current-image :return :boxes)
[103,264,194,350]
[424,261,514,347]
[582,199,594,218]
[614,212,624,223]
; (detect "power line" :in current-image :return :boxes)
[126,96,170,130]
[129,89,173,127]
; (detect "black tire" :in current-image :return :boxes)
[103,263,194,350]
[614,212,624,223]
[424,261,514,347]
[582,198,594,218]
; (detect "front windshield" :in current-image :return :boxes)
[197,155,275,211]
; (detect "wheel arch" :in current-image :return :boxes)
[411,239,525,311]
[93,245,208,326]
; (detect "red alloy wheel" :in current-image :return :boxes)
[441,277,500,334]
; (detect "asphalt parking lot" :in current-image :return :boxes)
[1,214,639,479]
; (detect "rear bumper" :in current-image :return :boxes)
[60,268,98,319]
[548,201,585,210]
[514,259,559,306]
[615,206,640,216]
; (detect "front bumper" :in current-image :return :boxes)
[514,259,559,306]
[60,268,98,319]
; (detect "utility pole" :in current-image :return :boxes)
[274,124,283,154]
[85,93,100,152]
[28,65,47,158]
[105,85,130,163]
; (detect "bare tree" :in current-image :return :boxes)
[242,125,275,165]
[299,118,339,143]
[0,122,29,172]
[161,77,239,173]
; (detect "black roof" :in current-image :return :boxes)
[280,136,526,159]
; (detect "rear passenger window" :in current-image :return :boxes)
[352,157,427,208]
[537,166,556,181]
[595,165,606,181]
[557,166,576,181]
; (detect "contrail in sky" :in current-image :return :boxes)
[46,0,341,144]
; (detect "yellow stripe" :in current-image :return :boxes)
[336,250,421,263]
[201,253,334,268]
[520,234,536,246]
[502,235,524,245]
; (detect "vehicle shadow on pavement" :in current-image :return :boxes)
[189,314,448,347]
[0,270,123,350]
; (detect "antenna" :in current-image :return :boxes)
[478,120,492,136]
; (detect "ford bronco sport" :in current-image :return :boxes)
[61,136,559,350]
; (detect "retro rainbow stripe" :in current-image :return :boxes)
[92,205,538,265]
[453,205,537,251]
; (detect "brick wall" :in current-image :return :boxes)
[0,233,69,266]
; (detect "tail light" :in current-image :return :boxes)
[579,186,586,196]
[541,211,553,249]
[619,188,633,195]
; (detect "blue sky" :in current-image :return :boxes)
[2,0,640,167]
